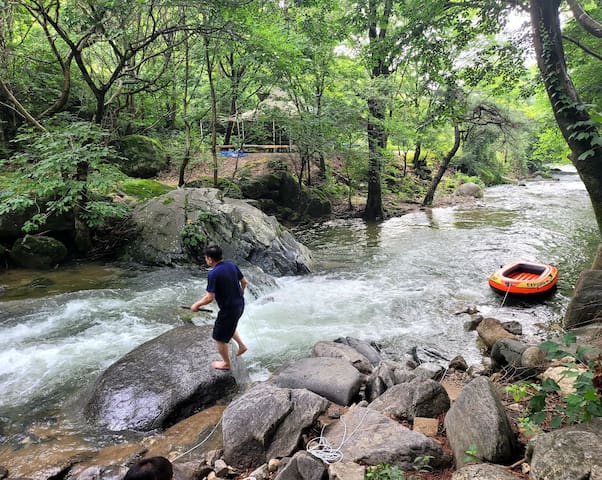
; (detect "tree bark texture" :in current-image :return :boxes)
[530,0,602,236]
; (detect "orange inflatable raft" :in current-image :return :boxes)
[488,261,558,296]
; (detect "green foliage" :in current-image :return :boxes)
[180,211,218,260]
[522,333,602,428]
[0,116,130,232]
[463,443,480,464]
[364,456,433,479]
[365,464,406,480]
[119,179,175,201]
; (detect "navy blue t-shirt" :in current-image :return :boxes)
[206,261,245,310]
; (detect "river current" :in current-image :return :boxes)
[0,167,598,441]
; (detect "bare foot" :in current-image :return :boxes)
[236,345,248,356]
[211,360,230,370]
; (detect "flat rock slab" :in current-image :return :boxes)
[274,357,362,406]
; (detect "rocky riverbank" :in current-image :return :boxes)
[1,287,601,480]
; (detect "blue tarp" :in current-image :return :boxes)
[220,150,248,157]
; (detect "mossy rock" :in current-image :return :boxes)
[185,177,243,198]
[120,179,175,201]
[113,135,168,178]
[304,189,332,218]
[10,235,68,269]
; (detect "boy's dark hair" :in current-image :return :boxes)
[204,245,223,261]
[123,457,173,480]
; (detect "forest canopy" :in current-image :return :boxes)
[1,0,601,240]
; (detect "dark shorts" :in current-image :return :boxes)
[212,305,244,343]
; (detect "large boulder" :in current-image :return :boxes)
[274,357,362,406]
[444,377,515,467]
[564,270,602,329]
[311,341,373,374]
[113,135,168,178]
[125,188,312,276]
[83,325,237,432]
[10,234,68,269]
[456,182,483,198]
[322,406,450,470]
[240,170,331,220]
[526,419,602,480]
[222,384,328,469]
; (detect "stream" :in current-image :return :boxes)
[0,167,598,448]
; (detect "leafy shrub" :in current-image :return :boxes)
[0,115,130,232]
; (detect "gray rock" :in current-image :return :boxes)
[490,339,528,370]
[127,188,312,276]
[450,463,519,480]
[83,325,237,431]
[322,406,450,470]
[222,384,328,470]
[274,357,362,406]
[521,346,547,368]
[448,355,468,371]
[368,378,450,421]
[444,377,515,466]
[456,182,483,198]
[312,341,373,374]
[334,337,382,365]
[526,419,602,480]
[273,451,325,480]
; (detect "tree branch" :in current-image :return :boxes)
[563,34,602,61]
[566,0,602,38]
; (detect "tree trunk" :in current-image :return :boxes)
[423,124,460,207]
[204,34,219,187]
[364,97,385,221]
[531,0,602,236]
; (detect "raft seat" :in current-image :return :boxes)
[507,272,541,281]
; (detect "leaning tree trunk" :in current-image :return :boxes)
[531,0,602,236]
[423,124,461,207]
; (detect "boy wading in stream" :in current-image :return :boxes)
[191,245,248,370]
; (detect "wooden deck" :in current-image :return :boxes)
[217,144,292,153]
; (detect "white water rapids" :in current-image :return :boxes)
[0,167,598,439]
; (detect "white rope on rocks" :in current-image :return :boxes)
[306,406,370,464]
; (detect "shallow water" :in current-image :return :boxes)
[0,167,598,446]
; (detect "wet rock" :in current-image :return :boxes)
[83,325,237,432]
[10,234,68,269]
[334,337,382,365]
[448,355,468,371]
[476,317,517,350]
[126,188,312,276]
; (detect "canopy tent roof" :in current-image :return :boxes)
[226,88,298,122]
